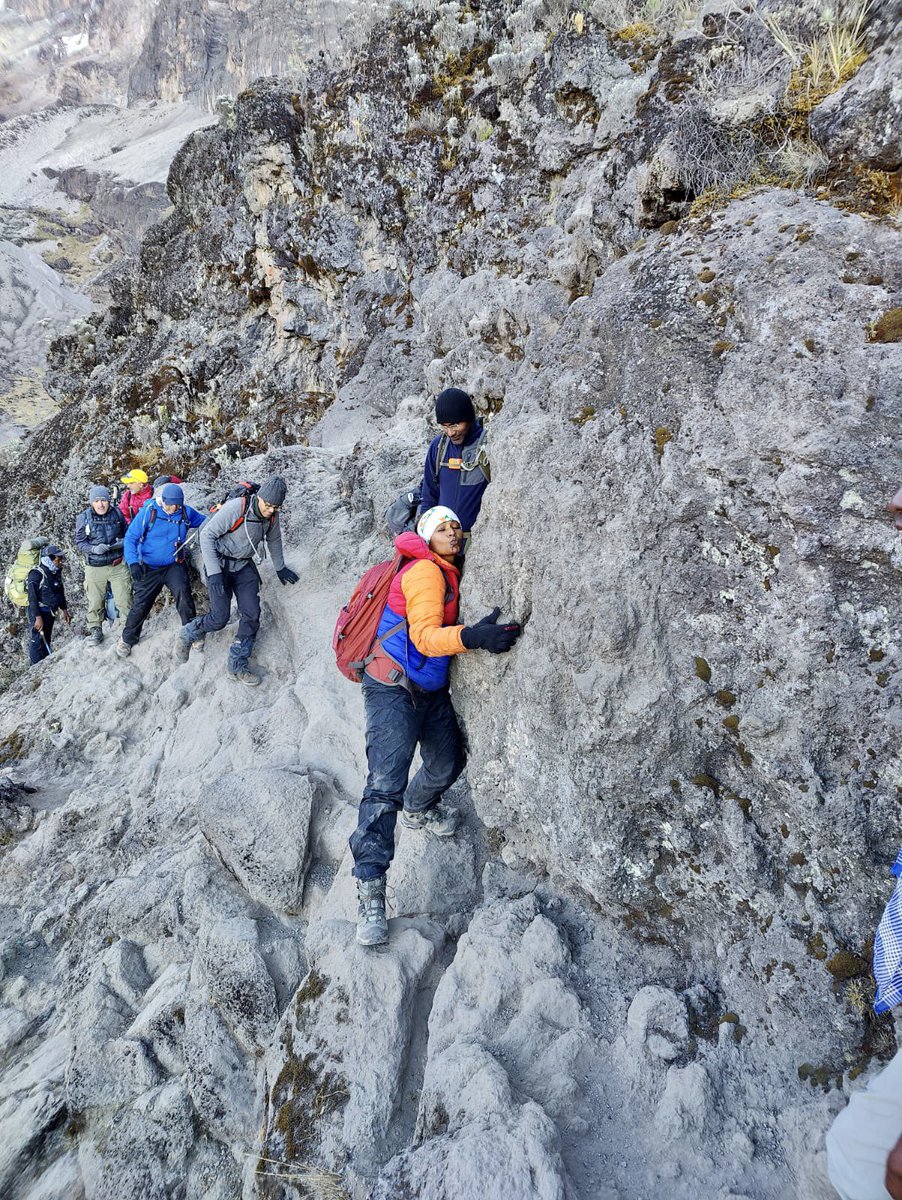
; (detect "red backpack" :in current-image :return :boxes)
[334,552,408,682]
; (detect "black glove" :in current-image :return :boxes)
[129,563,144,581]
[461,608,522,654]
[109,540,124,553]
[92,542,110,555]
[277,566,299,586]
[206,572,226,597]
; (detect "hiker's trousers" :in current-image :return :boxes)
[192,562,261,643]
[28,611,54,665]
[84,562,132,631]
[827,1045,902,1198]
[122,563,195,647]
[349,676,465,881]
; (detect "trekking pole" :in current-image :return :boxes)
[40,632,52,655]
[176,528,200,559]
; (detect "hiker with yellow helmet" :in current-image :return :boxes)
[119,470,153,524]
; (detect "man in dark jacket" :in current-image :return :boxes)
[418,388,490,544]
[26,545,70,664]
[176,476,299,686]
[75,485,132,645]
[118,483,206,658]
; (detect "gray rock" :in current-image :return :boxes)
[257,917,443,1187]
[183,987,258,1146]
[195,918,278,1054]
[811,41,902,170]
[627,985,690,1061]
[198,768,314,913]
[372,895,587,1198]
[0,3,898,1198]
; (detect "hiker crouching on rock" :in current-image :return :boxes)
[176,476,299,686]
[349,505,521,947]
[75,485,133,646]
[26,545,70,664]
[118,483,206,659]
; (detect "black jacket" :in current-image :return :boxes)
[75,506,127,566]
[26,566,67,624]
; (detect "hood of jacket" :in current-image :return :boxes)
[394,531,460,578]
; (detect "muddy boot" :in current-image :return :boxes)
[356,876,388,947]
[232,668,260,687]
[399,803,458,837]
[89,627,104,647]
[192,635,206,654]
[115,638,131,659]
[173,630,191,664]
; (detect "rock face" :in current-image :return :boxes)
[810,39,902,171]
[0,0,391,441]
[0,2,899,1198]
[8,0,391,112]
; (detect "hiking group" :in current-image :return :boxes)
[8,470,298,686]
[8,386,515,946]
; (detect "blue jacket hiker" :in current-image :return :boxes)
[418,388,490,541]
[117,483,205,658]
[25,545,70,665]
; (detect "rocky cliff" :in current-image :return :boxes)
[0,0,389,440]
[0,1,900,1197]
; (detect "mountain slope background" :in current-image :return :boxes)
[0,1,900,1197]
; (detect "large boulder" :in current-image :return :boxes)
[198,768,314,912]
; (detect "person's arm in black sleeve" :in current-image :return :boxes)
[26,571,40,627]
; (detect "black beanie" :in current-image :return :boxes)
[258,476,287,506]
[435,388,476,425]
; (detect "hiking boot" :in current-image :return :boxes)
[192,635,205,654]
[356,876,388,947]
[231,668,260,687]
[115,638,131,659]
[173,631,191,664]
[399,804,459,837]
[88,627,104,646]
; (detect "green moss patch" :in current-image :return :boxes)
[868,308,902,343]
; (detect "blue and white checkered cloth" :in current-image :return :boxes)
[874,847,902,1014]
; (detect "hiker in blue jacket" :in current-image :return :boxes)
[418,388,490,544]
[118,483,206,659]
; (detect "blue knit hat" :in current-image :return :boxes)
[161,483,184,505]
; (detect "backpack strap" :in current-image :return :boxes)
[135,504,158,564]
[228,496,250,533]
[230,496,275,534]
[433,434,450,489]
[459,425,491,480]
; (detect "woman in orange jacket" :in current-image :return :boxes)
[350,505,521,946]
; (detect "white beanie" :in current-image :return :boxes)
[416,506,461,546]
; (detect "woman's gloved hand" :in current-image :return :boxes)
[461,608,522,654]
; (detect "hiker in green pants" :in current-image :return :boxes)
[75,485,133,646]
